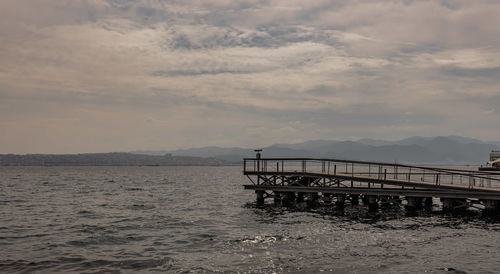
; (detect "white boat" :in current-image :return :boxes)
[479,150,500,171]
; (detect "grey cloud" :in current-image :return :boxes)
[166,25,341,50]
[443,66,500,78]
[151,69,252,77]
[1,0,500,153]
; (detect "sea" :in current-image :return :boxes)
[1,166,500,273]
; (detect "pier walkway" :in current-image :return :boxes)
[243,158,500,212]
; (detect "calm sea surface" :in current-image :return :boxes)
[1,166,500,273]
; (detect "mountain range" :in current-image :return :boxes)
[135,136,500,165]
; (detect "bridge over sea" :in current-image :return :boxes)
[243,156,500,213]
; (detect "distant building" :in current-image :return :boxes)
[490,151,500,162]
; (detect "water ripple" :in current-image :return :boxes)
[0,166,499,273]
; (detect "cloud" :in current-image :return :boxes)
[0,0,499,153]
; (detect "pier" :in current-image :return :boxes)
[243,156,500,213]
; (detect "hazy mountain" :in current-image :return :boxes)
[273,140,340,151]
[152,136,500,165]
[444,135,485,144]
[356,138,394,146]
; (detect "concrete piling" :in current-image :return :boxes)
[482,199,500,214]
[441,198,453,211]
[336,194,346,208]
[424,197,433,209]
[282,192,295,207]
[323,193,332,205]
[256,190,264,206]
[406,196,423,210]
[274,192,282,206]
[350,194,359,205]
[297,192,305,203]
[362,195,369,205]
[307,193,319,207]
[366,195,378,212]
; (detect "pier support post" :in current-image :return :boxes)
[336,194,346,208]
[281,192,289,207]
[256,190,264,206]
[297,192,305,203]
[424,197,433,209]
[282,192,295,207]
[274,192,282,206]
[362,195,369,205]
[406,196,423,210]
[323,193,332,205]
[367,195,378,212]
[350,194,359,205]
[307,193,319,207]
[441,198,453,212]
[482,200,500,214]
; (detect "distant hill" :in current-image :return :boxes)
[5,136,497,166]
[137,136,500,165]
[0,152,229,166]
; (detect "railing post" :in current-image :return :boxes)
[351,163,354,187]
[334,165,337,176]
[243,159,246,172]
[382,169,386,188]
[328,161,330,174]
[276,162,279,172]
[282,160,284,172]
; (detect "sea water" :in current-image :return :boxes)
[1,166,499,273]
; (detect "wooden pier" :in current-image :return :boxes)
[243,156,500,213]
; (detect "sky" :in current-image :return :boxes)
[1,0,499,154]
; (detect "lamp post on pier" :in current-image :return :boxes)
[254,149,262,171]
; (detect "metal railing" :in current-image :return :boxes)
[243,158,500,189]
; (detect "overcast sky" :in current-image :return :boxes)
[1,0,499,153]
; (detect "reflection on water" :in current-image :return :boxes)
[0,166,499,273]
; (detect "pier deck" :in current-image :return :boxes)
[243,158,500,212]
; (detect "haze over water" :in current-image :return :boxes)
[1,166,499,273]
